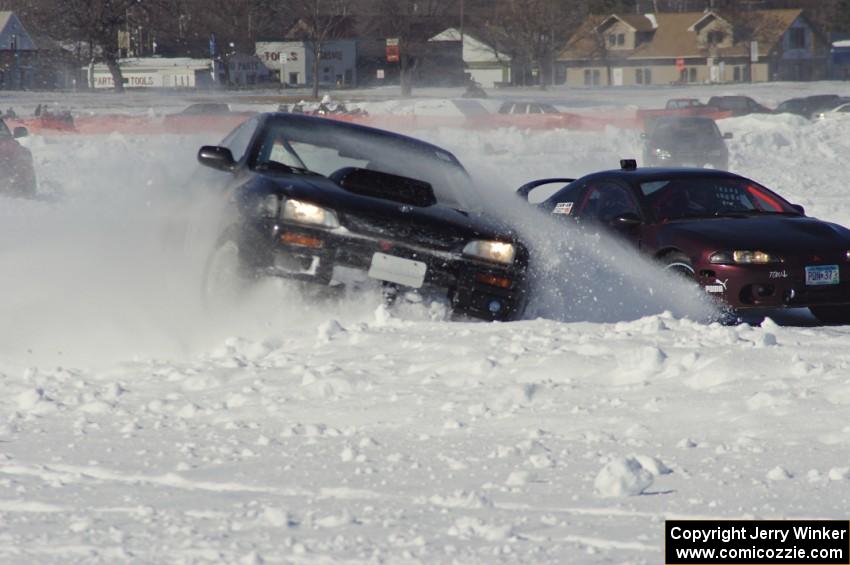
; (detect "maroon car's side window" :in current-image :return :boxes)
[746,185,783,212]
[578,182,641,223]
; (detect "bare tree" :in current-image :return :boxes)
[287,0,353,98]
[371,0,453,97]
[23,0,159,92]
[486,0,587,86]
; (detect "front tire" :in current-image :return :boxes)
[661,252,695,279]
[202,230,253,308]
[809,305,850,325]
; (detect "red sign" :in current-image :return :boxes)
[675,57,685,72]
[386,38,399,63]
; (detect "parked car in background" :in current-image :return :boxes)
[705,96,772,117]
[815,102,850,121]
[777,95,850,119]
[497,102,560,115]
[0,119,36,197]
[642,116,732,170]
[665,98,706,110]
[173,103,234,115]
[518,162,850,324]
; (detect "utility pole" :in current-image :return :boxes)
[459,0,464,43]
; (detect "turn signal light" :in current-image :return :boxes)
[281,232,323,248]
[476,273,513,289]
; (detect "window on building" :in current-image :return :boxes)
[607,33,626,47]
[584,70,601,86]
[789,27,805,49]
[289,72,299,84]
[733,66,741,82]
[635,68,651,85]
[707,31,725,45]
[679,67,698,83]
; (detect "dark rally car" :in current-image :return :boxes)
[519,162,850,324]
[642,116,732,170]
[196,113,527,321]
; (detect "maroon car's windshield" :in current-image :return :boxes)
[640,177,798,222]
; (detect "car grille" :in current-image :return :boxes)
[341,213,466,250]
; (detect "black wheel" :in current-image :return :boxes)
[201,228,254,308]
[661,252,695,279]
[809,305,850,325]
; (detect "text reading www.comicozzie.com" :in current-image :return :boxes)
[665,520,849,565]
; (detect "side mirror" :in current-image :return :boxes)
[13,126,27,139]
[611,212,642,227]
[723,132,733,139]
[197,145,236,172]
[790,204,805,216]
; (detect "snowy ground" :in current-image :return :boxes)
[3,83,850,563]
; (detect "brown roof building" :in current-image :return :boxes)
[558,10,829,87]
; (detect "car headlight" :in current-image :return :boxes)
[709,250,782,264]
[282,198,339,229]
[653,148,672,159]
[463,240,516,265]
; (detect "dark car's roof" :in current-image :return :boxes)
[707,95,755,102]
[651,116,716,125]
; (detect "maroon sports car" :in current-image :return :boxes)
[519,161,850,324]
[0,119,35,197]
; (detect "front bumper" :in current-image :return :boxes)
[247,221,527,321]
[696,261,850,309]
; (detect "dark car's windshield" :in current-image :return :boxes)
[640,177,798,222]
[650,118,720,141]
[251,117,471,209]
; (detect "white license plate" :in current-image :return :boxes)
[368,253,427,288]
[805,264,840,286]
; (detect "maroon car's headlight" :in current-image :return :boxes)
[709,250,782,264]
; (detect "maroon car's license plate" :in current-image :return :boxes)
[805,265,840,286]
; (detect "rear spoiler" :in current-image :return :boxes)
[516,178,575,201]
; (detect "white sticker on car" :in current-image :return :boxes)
[705,278,728,294]
[552,202,574,215]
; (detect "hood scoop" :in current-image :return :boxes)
[330,167,437,207]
